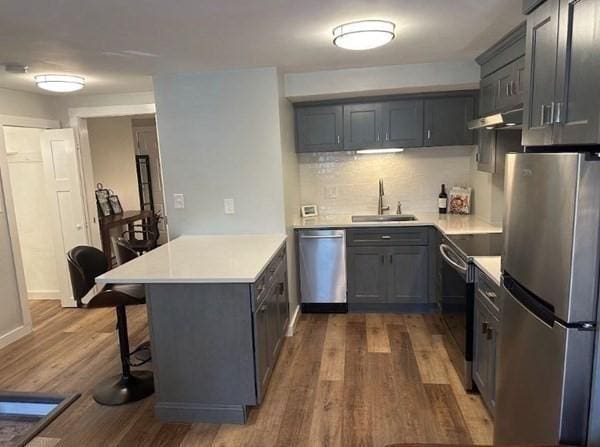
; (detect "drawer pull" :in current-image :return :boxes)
[484,291,497,301]
[381,235,392,240]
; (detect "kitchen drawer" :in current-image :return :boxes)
[475,268,502,316]
[346,227,429,247]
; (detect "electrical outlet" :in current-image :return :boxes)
[325,185,338,199]
[224,198,235,214]
[173,193,185,209]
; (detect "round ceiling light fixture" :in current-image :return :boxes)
[34,74,85,92]
[333,20,395,50]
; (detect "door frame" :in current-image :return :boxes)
[0,114,60,342]
[66,103,165,249]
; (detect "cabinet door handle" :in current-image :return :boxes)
[475,151,480,163]
[337,135,341,144]
[380,254,385,264]
[381,235,392,240]
[486,327,494,340]
[484,290,497,301]
[385,132,389,141]
[377,133,381,142]
[549,102,555,125]
[554,102,562,124]
[481,322,489,334]
[506,83,511,97]
[427,129,431,140]
[511,80,517,96]
[389,254,393,264]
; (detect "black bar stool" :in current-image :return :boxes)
[66,245,154,406]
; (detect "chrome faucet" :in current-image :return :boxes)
[377,178,390,215]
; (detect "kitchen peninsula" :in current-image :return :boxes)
[96,234,289,424]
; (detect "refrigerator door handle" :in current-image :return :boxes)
[503,274,555,327]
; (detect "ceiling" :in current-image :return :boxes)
[0,0,524,95]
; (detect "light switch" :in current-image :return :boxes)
[173,193,185,209]
[224,198,235,214]
[325,185,338,199]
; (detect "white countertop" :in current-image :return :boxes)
[295,212,502,235]
[472,256,502,286]
[96,234,287,285]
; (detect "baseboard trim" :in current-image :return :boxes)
[28,290,61,300]
[286,304,300,337]
[155,401,247,424]
[0,323,32,350]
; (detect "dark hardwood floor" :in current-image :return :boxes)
[0,301,493,446]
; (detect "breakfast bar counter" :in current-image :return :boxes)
[96,234,289,424]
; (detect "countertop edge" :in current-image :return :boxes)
[95,234,288,285]
[472,256,502,286]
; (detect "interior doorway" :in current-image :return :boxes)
[83,114,166,264]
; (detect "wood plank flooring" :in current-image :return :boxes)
[0,301,493,447]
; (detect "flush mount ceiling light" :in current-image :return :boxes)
[356,148,404,155]
[333,20,395,50]
[34,74,85,92]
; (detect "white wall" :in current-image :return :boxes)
[5,127,59,299]
[299,146,474,215]
[0,87,58,120]
[87,117,140,211]
[54,91,155,126]
[153,67,286,236]
[278,71,301,321]
[285,60,480,101]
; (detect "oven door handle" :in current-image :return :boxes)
[439,243,468,274]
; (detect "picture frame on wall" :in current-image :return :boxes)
[108,193,123,215]
[95,184,112,218]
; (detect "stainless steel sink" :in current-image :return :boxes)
[351,214,417,223]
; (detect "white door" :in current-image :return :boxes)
[40,129,89,307]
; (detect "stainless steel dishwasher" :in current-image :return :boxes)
[298,229,347,313]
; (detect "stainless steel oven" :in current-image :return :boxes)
[438,232,502,390]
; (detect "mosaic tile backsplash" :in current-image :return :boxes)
[299,146,475,216]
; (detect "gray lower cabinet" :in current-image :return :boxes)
[295,105,343,152]
[473,268,502,415]
[424,96,475,147]
[388,246,428,303]
[346,246,388,303]
[343,102,384,149]
[346,228,430,308]
[146,245,288,424]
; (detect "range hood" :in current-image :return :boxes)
[468,108,523,130]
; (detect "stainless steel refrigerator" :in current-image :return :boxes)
[496,152,600,445]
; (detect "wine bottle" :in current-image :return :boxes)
[438,184,448,214]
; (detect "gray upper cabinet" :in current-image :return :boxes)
[477,129,522,174]
[479,77,498,116]
[343,103,384,150]
[522,0,560,146]
[295,105,343,153]
[553,0,600,144]
[381,100,424,148]
[294,92,476,153]
[523,0,600,146]
[424,96,475,147]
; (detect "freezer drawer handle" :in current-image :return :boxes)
[439,244,468,274]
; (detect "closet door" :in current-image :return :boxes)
[41,129,89,306]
